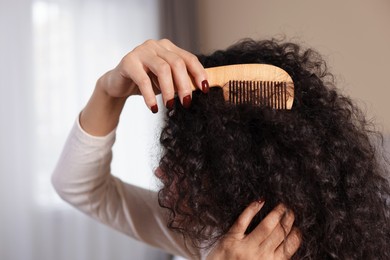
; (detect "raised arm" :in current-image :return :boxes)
[52,39,300,259]
[80,38,208,136]
[52,39,209,257]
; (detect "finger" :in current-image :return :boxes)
[228,201,265,239]
[142,54,176,109]
[274,227,302,260]
[260,209,294,252]
[119,57,158,113]
[156,48,193,108]
[280,209,295,235]
[247,203,287,244]
[159,39,208,93]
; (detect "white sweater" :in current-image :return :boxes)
[52,119,208,260]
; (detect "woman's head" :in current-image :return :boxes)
[157,39,390,259]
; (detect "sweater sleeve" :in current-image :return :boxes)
[51,118,200,259]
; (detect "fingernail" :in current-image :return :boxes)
[182,95,191,108]
[151,104,158,114]
[201,80,209,93]
[166,98,174,110]
[257,198,265,206]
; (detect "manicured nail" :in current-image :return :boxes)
[166,98,174,110]
[151,104,158,114]
[182,95,191,108]
[257,198,265,206]
[201,80,209,93]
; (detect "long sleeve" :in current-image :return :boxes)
[51,118,201,259]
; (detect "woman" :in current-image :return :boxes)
[156,39,390,259]
[52,39,301,259]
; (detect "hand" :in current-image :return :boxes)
[98,39,209,112]
[207,202,301,260]
[81,39,209,136]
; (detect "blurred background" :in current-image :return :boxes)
[0,0,389,259]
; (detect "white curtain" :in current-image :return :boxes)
[0,0,171,259]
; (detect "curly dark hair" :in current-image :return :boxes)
[157,39,390,259]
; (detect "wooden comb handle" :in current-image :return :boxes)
[190,64,294,109]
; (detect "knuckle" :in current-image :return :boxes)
[289,229,302,247]
[121,53,137,68]
[143,39,157,46]
[162,89,175,99]
[170,57,185,70]
[275,204,287,216]
[136,40,158,52]
[282,210,294,227]
[188,54,200,64]
[138,77,151,88]
[159,38,173,46]
[132,44,147,54]
[260,222,273,235]
[235,221,246,232]
[231,217,247,234]
[288,209,295,222]
[156,62,171,76]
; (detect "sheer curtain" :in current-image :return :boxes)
[0,0,175,259]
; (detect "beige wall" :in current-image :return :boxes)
[196,0,390,134]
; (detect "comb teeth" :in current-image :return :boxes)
[228,80,289,109]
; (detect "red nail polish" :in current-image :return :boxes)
[166,98,174,110]
[201,80,209,93]
[151,104,158,114]
[257,198,265,205]
[183,95,191,108]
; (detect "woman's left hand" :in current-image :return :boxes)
[207,201,301,260]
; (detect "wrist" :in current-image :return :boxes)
[96,69,139,98]
[80,79,127,136]
[94,80,128,108]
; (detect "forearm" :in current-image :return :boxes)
[80,73,129,136]
[52,109,194,259]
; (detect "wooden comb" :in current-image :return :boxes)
[191,64,294,110]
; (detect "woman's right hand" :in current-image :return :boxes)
[207,202,301,260]
[80,39,209,136]
[98,39,209,112]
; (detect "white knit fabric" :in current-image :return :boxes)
[52,119,210,259]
